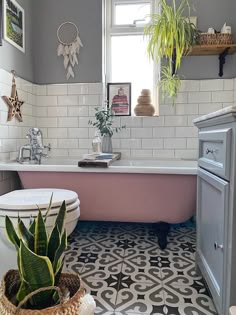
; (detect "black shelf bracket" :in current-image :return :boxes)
[219,47,230,77]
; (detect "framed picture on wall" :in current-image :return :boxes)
[0,0,3,46]
[3,0,25,52]
[107,82,131,116]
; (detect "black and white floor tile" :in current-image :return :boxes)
[64,221,217,315]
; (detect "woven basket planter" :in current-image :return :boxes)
[199,33,233,45]
[0,270,85,315]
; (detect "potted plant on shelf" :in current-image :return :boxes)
[0,199,96,314]
[144,0,199,101]
[89,107,125,153]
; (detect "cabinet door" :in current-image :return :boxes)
[197,168,229,313]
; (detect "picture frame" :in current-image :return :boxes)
[0,0,3,46]
[3,0,25,53]
[107,82,131,116]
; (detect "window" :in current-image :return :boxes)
[105,0,159,114]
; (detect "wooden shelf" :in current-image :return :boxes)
[172,43,236,77]
[186,44,236,56]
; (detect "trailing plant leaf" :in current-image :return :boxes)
[160,65,182,103]
[5,216,20,249]
[34,210,48,256]
[145,0,199,99]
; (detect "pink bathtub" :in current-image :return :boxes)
[16,159,197,223]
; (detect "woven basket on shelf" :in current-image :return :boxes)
[0,270,85,315]
[199,33,233,45]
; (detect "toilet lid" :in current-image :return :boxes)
[0,189,79,210]
[0,199,80,218]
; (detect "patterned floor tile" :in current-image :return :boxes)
[65,221,217,315]
[163,285,217,315]
[115,283,164,314]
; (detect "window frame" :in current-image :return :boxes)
[105,0,160,114]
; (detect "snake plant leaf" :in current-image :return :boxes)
[18,219,34,251]
[53,230,67,271]
[18,240,54,307]
[47,224,60,263]
[16,279,30,304]
[29,218,36,234]
[5,216,20,249]
[44,193,53,223]
[54,200,66,235]
[34,209,48,256]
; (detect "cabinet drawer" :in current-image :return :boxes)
[198,128,232,180]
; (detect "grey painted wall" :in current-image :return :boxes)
[33,0,103,84]
[0,0,34,82]
[180,0,236,79]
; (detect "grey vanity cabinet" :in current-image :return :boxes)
[194,106,236,315]
[197,168,229,313]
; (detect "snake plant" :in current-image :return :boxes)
[5,196,67,309]
[145,0,199,101]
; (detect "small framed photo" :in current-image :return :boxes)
[3,0,25,53]
[107,82,131,116]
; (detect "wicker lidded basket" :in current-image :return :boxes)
[0,270,85,315]
[199,33,233,45]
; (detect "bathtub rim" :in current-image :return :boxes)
[0,158,197,175]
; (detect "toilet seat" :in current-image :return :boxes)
[0,199,80,219]
[0,188,78,210]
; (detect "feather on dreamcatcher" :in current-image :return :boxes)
[57,22,83,80]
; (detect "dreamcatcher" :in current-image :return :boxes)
[57,22,83,80]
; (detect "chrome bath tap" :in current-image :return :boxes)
[17,128,51,164]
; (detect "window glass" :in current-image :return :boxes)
[114,3,151,25]
[111,35,153,112]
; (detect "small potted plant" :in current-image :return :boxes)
[89,106,125,153]
[0,198,96,314]
[145,0,199,101]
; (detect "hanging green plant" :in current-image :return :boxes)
[145,0,199,101]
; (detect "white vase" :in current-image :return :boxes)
[102,135,113,153]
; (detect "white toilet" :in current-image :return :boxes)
[0,188,80,279]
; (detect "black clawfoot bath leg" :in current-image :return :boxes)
[154,222,170,250]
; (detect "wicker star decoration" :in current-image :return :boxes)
[2,73,24,122]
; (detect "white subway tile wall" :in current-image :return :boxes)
[0,69,236,163]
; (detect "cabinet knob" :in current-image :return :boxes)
[214,242,223,250]
[206,148,214,154]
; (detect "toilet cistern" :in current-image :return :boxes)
[17,128,51,164]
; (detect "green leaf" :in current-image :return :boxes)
[47,225,60,263]
[29,219,36,234]
[5,216,20,249]
[18,219,34,251]
[34,210,48,256]
[18,240,54,307]
[54,200,66,235]
[53,230,67,272]
[44,193,53,223]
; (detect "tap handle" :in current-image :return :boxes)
[44,143,51,151]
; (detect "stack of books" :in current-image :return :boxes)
[83,153,113,160]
